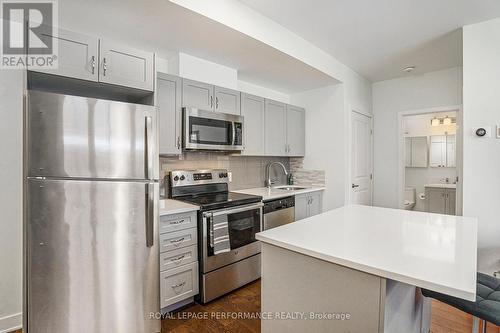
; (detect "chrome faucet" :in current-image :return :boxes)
[266,162,288,188]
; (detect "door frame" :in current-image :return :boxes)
[347,108,374,205]
[397,105,463,213]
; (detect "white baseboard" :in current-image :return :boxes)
[0,312,22,333]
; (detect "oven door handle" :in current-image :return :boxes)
[209,202,263,217]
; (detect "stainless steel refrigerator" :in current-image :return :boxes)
[25,90,160,333]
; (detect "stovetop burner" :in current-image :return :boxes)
[176,191,262,211]
[169,169,262,211]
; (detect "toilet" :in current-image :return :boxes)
[404,187,416,210]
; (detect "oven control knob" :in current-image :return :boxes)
[180,175,185,181]
[219,173,224,178]
[173,176,179,181]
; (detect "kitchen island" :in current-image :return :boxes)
[256,205,478,333]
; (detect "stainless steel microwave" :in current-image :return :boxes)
[183,107,244,151]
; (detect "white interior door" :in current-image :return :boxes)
[350,111,373,205]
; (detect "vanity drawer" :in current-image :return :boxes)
[160,211,197,233]
[160,245,198,272]
[160,261,199,308]
[159,228,197,253]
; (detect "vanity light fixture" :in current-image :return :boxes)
[443,116,452,126]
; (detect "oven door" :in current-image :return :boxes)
[183,108,243,151]
[202,202,262,273]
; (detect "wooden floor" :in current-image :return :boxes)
[12,281,500,333]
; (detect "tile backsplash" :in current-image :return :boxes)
[290,158,326,187]
[160,153,290,192]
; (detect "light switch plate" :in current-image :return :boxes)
[228,171,232,182]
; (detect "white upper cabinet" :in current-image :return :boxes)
[265,99,287,156]
[240,93,265,155]
[214,86,241,115]
[99,39,154,91]
[28,27,154,91]
[29,27,98,82]
[430,135,455,167]
[157,73,182,155]
[286,105,305,156]
[405,136,428,168]
[446,135,456,167]
[182,79,214,110]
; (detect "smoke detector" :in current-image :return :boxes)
[403,66,415,73]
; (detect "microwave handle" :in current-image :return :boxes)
[231,122,236,145]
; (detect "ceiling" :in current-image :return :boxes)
[239,0,500,82]
[57,0,338,94]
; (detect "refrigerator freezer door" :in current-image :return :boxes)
[27,90,158,180]
[26,178,160,333]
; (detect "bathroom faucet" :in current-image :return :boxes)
[266,162,288,188]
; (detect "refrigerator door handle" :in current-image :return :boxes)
[145,116,154,180]
[145,183,154,247]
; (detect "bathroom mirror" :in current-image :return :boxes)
[430,135,455,167]
[405,136,428,168]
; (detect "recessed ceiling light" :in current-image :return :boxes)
[403,66,415,73]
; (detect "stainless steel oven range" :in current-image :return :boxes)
[169,169,263,303]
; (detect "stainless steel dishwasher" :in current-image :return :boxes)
[263,196,295,230]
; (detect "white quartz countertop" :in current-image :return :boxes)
[234,186,325,201]
[159,199,199,216]
[256,205,478,301]
[425,183,457,189]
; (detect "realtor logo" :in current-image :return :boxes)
[1,0,58,69]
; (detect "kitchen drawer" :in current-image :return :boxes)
[159,228,197,253]
[160,261,199,308]
[160,211,197,234]
[160,245,198,272]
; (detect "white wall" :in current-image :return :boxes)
[463,18,500,274]
[372,67,463,208]
[291,84,346,210]
[0,70,24,332]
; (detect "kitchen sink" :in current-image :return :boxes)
[273,186,307,191]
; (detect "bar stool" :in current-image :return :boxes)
[421,272,500,333]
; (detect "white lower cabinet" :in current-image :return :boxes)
[160,262,199,308]
[159,210,199,311]
[295,190,324,221]
[425,187,456,215]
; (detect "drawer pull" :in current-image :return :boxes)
[170,219,185,225]
[170,237,185,244]
[171,281,186,289]
[170,254,186,263]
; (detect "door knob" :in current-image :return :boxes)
[352,184,359,188]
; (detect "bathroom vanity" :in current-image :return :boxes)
[425,184,456,215]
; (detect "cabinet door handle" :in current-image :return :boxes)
[170,237,185,244]
[215,97,219,109]
[170,219,185,225]
[177,136,181,149]
[170,254,186,263]
[352,184,359,188]
[171,281,186,289]
[210,96,213,108]
[91,56,95,74]
[102,57,107,76]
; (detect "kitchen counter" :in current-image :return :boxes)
[425,183,457,189]
[257,204,477,300]
[257,205,478,332]
[234,186,325,201]
[159,199,199,216]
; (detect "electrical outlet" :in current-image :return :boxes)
[227,171,232,182]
